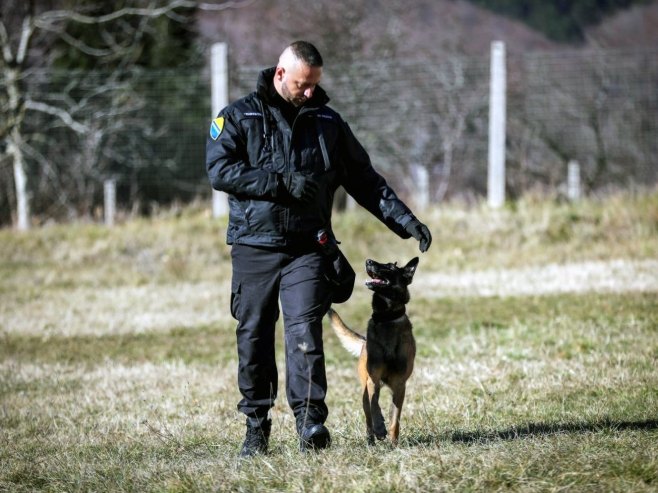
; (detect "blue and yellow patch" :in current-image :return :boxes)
[210,117,225,140]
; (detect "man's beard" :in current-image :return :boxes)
[281,82,307,107]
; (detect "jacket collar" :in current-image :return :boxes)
[256,66,330,107]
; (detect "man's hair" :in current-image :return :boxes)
[288,41,323,67]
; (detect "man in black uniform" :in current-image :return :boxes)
[206,41,431,456]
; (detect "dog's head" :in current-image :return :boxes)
[365,257,419,295]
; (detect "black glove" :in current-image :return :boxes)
[281,172,319,204]
[404,218,432,252]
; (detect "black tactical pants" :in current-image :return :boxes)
[230,243,332,427]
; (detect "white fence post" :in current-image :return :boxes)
[567,160,581,201]
[211,42,229,217]
[104,179,116,227]
[488,41,506,208]
[412,164,430,210]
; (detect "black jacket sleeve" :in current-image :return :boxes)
[206,110,281,200]
[338,120,416,239]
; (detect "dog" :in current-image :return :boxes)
[327,257,419,446]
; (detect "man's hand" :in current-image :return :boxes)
[404,218,432,252]
[281,173,319,204]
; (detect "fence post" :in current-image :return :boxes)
[412,164,430,210]
[104,179,116,227]
[488,41,506,208]
[211,42,229,217]
[567,160,581,201]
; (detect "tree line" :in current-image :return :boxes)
[469,0,652,42]
[1,0,655,228]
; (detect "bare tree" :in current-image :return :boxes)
[519,48,658,194]
[420,57,488,203]
[330,55,487,207]
[0,0,252,229]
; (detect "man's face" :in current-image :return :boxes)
[277,63,322,107]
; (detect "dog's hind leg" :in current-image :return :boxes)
[388,382,406,446]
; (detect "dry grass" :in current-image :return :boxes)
[1,189,657,492]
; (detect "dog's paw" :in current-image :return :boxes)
[374,425,387,441]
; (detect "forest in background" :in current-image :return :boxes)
[470,0,653,42]
[1,0,656,226]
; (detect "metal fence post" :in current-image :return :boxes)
[412,164,430,210]
[211,42,229,217]
[104,179,116,227]
[488,41,506,208]
[568,160,581,201]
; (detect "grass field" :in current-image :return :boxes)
[1,190,657,492]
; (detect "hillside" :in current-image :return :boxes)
[196,0,657,66]
[196,0,557,66]
[585,1,658,47]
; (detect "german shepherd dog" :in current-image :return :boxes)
[327,257,419,446]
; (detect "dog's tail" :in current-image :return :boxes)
[327,308,365,357]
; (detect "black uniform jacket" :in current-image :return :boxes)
[206,67,417,247]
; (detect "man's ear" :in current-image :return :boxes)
[275,66,285,81]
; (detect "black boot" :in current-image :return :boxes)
[299,423,331,452]
[239,417,271,457]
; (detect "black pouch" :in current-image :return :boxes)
[316,230,356,304]
[326,248,356,303]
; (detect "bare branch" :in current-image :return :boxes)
[24,100,88,134]
[195,0,257,11]
[36,3,183,26]
[37,25,113,56]
[34,0,256,28]
[0,19,13,63]
[16,15,34,64]
[31,0,257,62]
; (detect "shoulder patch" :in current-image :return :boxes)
[210,117,225,140]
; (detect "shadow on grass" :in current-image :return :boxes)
[405,418,658,447]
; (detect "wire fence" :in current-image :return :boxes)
[234,48,657,206]
[1,47,656,225]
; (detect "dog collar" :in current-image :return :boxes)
[372,308,406,323]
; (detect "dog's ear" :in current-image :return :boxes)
[403,257,419,283]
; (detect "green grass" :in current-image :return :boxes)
[1,189,657,492]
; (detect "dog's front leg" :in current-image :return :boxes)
[363,377,386,445]
[369,381,387,441]
[361,384,375,445]
[388,381,406,446]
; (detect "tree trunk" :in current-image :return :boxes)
[9,127,30,230]
[5,63,30,230]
